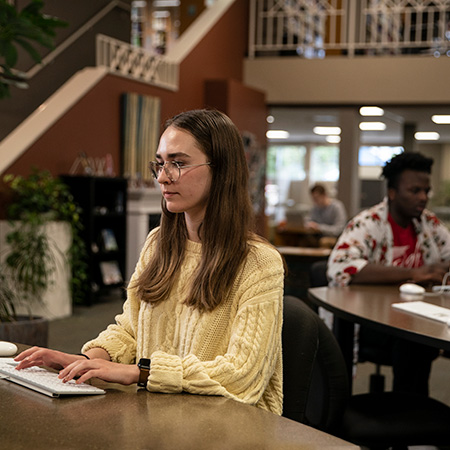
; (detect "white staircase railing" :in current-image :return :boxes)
[96,34,179,91]
[249,0,450,58]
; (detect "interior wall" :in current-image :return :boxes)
[204,78,267,234]
[1,0,251,179]
[0,0,260,222]
[419,143,445,195]
[0,1,132,142]
[441,145,450,182]
[204,78,267,144]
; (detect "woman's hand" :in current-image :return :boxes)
[58,358,140,386]
[14,347,84,371]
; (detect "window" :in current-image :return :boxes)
[310,145,340,182]
[359,146,403,166]
[265,145,306,219]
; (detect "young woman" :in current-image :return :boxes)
[15,109,285,415]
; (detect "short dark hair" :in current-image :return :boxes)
[382,152,433,189]
[310,183,326,195]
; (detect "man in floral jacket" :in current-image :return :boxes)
[327,151,450,395]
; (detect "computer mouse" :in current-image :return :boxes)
[0,341,18,357]
[399,283,425,295]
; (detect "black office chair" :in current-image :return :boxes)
[281,300,318,423]
[282,295,450,449]
[309,260,390,393]
[309,260,329,288]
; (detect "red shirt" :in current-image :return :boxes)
[388,213,423,268]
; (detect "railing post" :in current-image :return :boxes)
[347,0,357,57]
[248,0,256,59]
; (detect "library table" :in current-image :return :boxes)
[0,347,358,450]
[308,285,450,379]
[278,246,331,299]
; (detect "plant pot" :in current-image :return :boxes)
[0,316,49,347]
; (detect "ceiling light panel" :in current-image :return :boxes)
[313,126,341,135]
[359,106,384,116]
[267,130,290,139]
[431,115,450,124]
[326,135,341,143]
[359,122,386,131]
[414,132,440,140]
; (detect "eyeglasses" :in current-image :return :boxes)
[149,160,211,182]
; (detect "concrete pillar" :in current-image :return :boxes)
[403,123,417,153]
[338,108,360,217]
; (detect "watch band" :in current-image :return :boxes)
[137,358,151,387]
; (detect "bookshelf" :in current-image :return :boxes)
[61,175,127,304]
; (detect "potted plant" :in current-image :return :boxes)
[0,0,67,99]
[0,169,88,345]
[0,265,49,346]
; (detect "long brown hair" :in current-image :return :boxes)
[132,109,256,311]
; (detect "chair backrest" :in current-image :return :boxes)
[305,305,350,434]
[309,260,329,287]
[282,296,349,433]
[282,295,319,423]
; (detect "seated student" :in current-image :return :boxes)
[328,151,450,395]
[305,184,347,238]
[15,109,285,414]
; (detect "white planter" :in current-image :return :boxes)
[0,220,72,320]
[126,187,162,282]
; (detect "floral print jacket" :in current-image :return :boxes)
[327,198,450,286]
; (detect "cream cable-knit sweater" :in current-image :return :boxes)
[82,229,284,415]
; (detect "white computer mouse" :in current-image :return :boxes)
[399,283,425,295]
[0,341,18,357]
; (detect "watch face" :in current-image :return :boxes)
[139,358,150,368]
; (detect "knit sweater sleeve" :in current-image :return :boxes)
[147,243,284,412]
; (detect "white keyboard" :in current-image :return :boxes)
[0,359,105,397]
[392,301,450,324]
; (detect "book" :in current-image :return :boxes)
[101,229,119,252]
[100,261,123,285]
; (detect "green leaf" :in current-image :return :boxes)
[1,42,18,67]
[0,0,67,92]
[13,37,42,63]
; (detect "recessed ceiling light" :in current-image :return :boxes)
[414,132,440,141]
[326,135,341,143]
[313,126,341,135]
[359,106,384,116]
[431,115,450,124]
[266,130,290,139]
[359,122,386,131]
[266,115,275,124]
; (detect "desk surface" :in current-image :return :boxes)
[0,350,357,449]
[277,246,331,258]
[308,285,450,351]
[274,226,322,247]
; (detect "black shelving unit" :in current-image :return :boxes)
[61,175,127,304]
